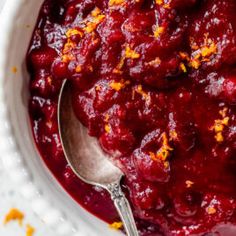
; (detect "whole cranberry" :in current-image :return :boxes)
[29,47,57,70]
[173,191,201,217]
[51,58,70,79]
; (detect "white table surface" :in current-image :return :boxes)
[0,1,55,235]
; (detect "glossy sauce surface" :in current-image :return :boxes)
[28,0,236,235]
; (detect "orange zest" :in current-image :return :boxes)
[4,208,24,226]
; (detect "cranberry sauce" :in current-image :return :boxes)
[28,0,236,235]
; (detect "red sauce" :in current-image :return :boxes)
[28,0,236,235]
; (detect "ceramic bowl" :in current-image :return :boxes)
[0,1,122,235]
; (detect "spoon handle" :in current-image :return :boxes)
[107,182,139,236]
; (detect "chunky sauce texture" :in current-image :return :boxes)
[28,0,236,235]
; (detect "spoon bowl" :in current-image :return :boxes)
[58,80,122,186]
[58,80,139,236]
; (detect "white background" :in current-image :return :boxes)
[0,1,54,235]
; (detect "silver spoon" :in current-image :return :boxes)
[58,80,139,236]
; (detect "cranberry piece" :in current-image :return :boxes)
[131,181,165,210]
[129,53,182,89]
[168,111,197,152]
[99,126,135,156]
[41,102,57,120]
[173,191,201,217]
[30,69,62,97]
[40,102,58,134]
[29,96,46,119]
[133,149,170,183]
[51,58,70,79]
[222,76,236,104]
[122,11,155,36]
[93,84,118,112]
[64,5,77,23]
[29,47,57,70]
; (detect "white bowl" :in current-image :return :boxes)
[0,1,122,235]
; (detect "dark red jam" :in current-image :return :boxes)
[28,0,236,235]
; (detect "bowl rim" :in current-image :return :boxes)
[0,1,122,236]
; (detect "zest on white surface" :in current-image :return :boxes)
[0,161,55,236]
